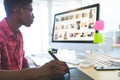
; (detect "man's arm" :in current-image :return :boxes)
[22,50,29,69]
[22,57,29,69]
[0,67,44,80]
[0,60,69,80]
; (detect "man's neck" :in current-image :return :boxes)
[6,17,21,35]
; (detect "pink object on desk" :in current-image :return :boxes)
[94,20,104,30]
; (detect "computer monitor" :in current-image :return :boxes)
[51,3,100,52]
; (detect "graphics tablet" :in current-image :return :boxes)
[64,67,94,80]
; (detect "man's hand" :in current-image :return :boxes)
[38,60,69,80]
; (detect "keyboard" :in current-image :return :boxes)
[30,53,81,66]
[96,60,120,67]
[54,53,81,65]
[30,54,53,66]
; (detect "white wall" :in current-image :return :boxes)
[82,0,120,32]
[0,0,5,20]
[20,1,49,54]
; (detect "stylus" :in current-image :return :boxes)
[48,50,59,60]
[48,50,70,74]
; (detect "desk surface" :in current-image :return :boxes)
[76,53,120,80]
[28,53,120,80]
[77,66,120,80]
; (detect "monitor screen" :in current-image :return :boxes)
[52,3,100,43]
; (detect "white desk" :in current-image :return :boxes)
[76,53,120,80]
[78,66,120,80]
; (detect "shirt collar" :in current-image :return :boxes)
[1,18,20,38]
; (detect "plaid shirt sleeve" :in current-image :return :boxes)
[0,43,1,69]
[22,50,29,69]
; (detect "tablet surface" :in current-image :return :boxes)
[64,68,94,80]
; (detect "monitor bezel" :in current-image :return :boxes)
[52,3,100,43]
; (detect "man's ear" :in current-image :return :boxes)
[13,7,23,16]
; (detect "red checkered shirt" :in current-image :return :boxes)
[0,18,28,70]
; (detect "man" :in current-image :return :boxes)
[0,0,34,70]
[0,0,69,80]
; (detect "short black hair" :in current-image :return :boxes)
[4,0,32,16]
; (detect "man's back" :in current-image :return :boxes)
[0,19,27,70]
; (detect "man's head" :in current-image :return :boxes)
[4,0,34,27]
